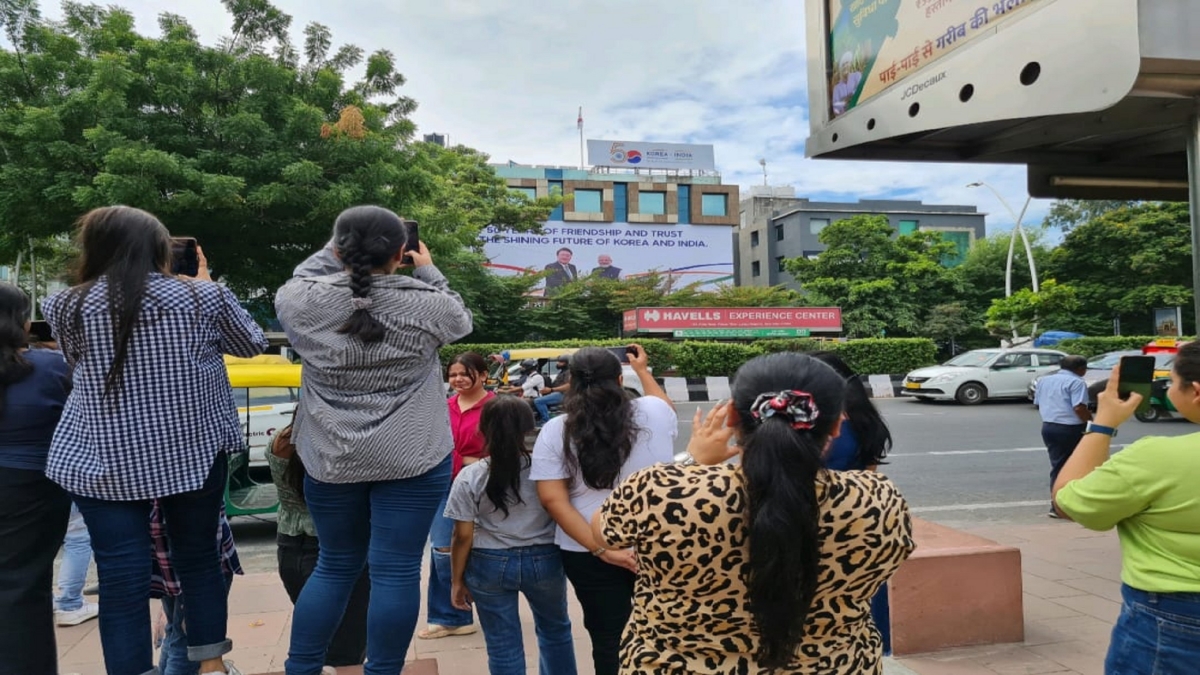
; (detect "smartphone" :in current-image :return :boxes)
[170,237,200,277]
[401,220,419,265]
[1117,355,1156,413]
[29,320,54,343]
[607,345,636,364]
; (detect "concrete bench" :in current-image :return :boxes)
[889,518,1024,655]
[257,660,437,675]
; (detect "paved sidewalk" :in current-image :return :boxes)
[55,520,1120,675]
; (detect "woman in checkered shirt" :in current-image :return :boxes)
[275,205,473,675]
[42,206,268,675]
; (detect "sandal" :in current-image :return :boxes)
[417,623,478,639]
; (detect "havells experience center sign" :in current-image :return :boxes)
[587,140,717,172]
[623,307,843,336]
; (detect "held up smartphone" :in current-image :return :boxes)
[401,220,420,265]
[170,237,200,277]
[607,345,637,364]
[29,320,54,343]
[1117,355,1156,413]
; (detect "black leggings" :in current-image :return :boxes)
[561,549,636,675]
[277,532,371,667]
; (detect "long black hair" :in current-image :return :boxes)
[67,206,172,404]
[333,205,407,343]
[480,395,536,517]
[0,283,33,419]
[732,352,847,669]
[810,351,891,468]
[561,347,638,490]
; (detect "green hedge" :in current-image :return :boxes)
[441,337,938,378]
[1055,336,1193,358]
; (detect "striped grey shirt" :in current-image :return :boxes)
[275,245,473,483]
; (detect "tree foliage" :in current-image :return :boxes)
[784,214,962,338]
[1042,199,1139,232]
[985,279,1079,340]
[0,0,558,320]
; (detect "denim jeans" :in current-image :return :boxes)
[1106,584,1200,674]
[466,545,576,675]
[277,532,369,666]
[427,489,473,628]
[286,455,450,675]
[533,393,563,425]
[158,574,235,675]
[0,467,71,675]
[55,502,93,612]
[560,550,635,675]
[74,456,230,675]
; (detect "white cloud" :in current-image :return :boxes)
[42,0,1051,231]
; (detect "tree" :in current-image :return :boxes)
[924,302,972,352]
[985,279,1080,341]
[1046,202,1192,335]
[1042,200,1139,232]
[0,0,558,325]
[784,214,963,338]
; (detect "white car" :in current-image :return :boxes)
[902,348,1067,405]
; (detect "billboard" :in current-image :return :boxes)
[624,307,843,333]
[587,140,716,172]
[482,222,733,294]
[826,0,1042,118]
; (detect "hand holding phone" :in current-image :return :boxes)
[1116,355,1155,414]
[171,237,200,277]
[400,220,420,266]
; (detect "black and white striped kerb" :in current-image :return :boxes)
[450,375,905,402]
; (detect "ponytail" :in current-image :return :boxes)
[742,417,824,668]
[330,205,407,344]
[730,351,847,669]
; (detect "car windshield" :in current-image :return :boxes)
[1087,352,1175,370]
[944,350,1000,367]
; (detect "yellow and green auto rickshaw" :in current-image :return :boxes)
[223,354,302,517]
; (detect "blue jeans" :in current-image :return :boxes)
[74,456,230,675]
[533,393,563,425]
[466,545,576,675]
[427,490,473,628]
[1106,584,1200,674]
[286,455,450,675]
[54,502,93,612]
[158,574,236,675]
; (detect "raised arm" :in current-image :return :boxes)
[292,240,342,279]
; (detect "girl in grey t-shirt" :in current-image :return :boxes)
[444,396,577,675]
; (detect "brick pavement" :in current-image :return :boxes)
[54,520,1120,675]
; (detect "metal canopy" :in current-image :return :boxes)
[805,0,1200,201]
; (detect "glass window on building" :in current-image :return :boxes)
[751,231,760,247]
[751,261,761,277]
[701,193,728,217]
[809,218,830,235]
[574,189,603,213]
[776,256,786,272]
[510,186,536,200]
[898,219,919,235]
[775,224,785,241]
[638,191,666,215]
[941,230,972,266]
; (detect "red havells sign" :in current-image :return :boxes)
[623,310,638,333]
[631,307,842,331]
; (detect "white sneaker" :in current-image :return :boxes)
[55,602,99,626]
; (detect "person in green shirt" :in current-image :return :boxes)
[1053,343,1200,675]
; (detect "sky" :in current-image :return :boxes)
[42,0,1054,234]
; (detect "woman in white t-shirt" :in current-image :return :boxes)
[531,345,676,675]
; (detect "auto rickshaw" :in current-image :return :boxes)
[1135,376,1182,423]
[485,348,580,391]
[223,354,302,517]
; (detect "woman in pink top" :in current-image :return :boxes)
[420,352,495,639]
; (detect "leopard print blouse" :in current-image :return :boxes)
[601,463,914,675]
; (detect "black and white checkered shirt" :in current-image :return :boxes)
[275,246,473,484]
[42,275,267,500]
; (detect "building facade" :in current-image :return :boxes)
[489,164,740,291]
[734,192,986,289]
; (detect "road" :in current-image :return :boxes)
[228,397,1197,573]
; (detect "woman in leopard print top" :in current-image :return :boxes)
[595,352,914,674]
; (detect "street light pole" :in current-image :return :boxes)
[967,182,1039,342]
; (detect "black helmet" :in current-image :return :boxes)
[520,358,539,370]
[556,353,572,364]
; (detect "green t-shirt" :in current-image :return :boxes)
[1056,433,1200,593]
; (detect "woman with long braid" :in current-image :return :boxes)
[276,205,473,675]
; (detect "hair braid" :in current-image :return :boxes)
[333,206,407,343]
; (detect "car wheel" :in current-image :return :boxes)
[955,382,987,405]
[1135,407,1161,423]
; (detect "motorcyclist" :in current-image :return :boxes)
[499,359,544,399]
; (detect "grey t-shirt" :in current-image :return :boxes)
[444,457,557,550]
